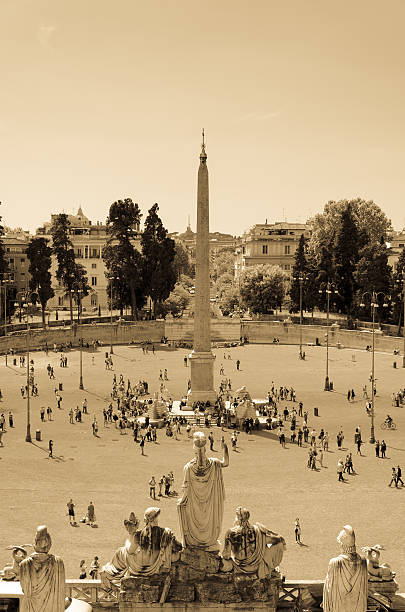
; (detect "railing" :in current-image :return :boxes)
[65,580,118,608]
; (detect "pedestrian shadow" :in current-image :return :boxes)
[388,446,405,452]
[297,542,309,548]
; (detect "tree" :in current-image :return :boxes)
[173,242,193,280]
[50,213,77,323]
[240,265,287,314]
[26,237,54,326]
[289,235,308,313]
[141,203,176,317]
[217,284,242,316]
[0,203,7,278]
[158,283,190,318]
[333,203,359,321]
[308,198,393,258]
[354,242,392,323]
[103,199,145,319]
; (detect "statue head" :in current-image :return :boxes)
[337,525,356,554]
[144,507,160,527]
[193,431,206,449]
[34,526,52,554]
[235,507,250,527]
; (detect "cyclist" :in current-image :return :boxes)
[386,415,393,428]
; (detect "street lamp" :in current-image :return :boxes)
[360,291,390,444]
[71,289,84,390]
[1,274,12,366]
[108,276,119,355]
[14,290,36,443]
[294,273,307,360]
[319,281,338,391]
[396,272,405,368]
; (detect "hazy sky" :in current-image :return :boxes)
[1,0,405,235]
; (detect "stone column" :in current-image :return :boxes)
[187,136,216,406]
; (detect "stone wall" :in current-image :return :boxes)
[241,321,403,354]
[165,319,241,343]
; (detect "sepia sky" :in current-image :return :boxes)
[1,0,405,235]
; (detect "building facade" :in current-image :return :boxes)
[171,221,239,265]
[235,221,311,278]
[36,207,141,312]
[388,229,405,272]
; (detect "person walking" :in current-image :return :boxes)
[8,412,13,428]
[397,465,404,486]
[389,467,398,488]
[48,439,53,458]
[294,518,301,544]
[208,431,214,451]
[140,435,145,455]
[236,359,240,371]
[337,459,344,482]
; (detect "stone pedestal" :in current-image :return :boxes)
[118,549,280,611]
[186,351,216,407]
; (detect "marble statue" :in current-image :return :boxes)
[177,431,229,550]
[19,526,66,612]
[323,525,368,612]
[101,508,182,591]
[361,545,395,581]
[0,544,32,580]
[222,507,285,578]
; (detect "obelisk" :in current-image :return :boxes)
[187,131,216,406]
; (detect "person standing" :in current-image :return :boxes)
[8,412,13,428]
[208,431,214,451]
[149,476,156,499]
[67,498,75,525]
[294,518,301,544]
[140,435,145,455]
[87,501,96,526]
[236,359,240,371]
[337,459,344,482]
[375,440,380,458]
[48,439,53,458]
[381,440,387,458]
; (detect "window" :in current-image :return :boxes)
[399,244,404,248]
[9,258,14,263]
[242,246,245,254]
[77,248,82,257]
[91,277,97,286]
[284,245,290,255]
[91,294,98,306]
[20,258,25,263]
[58,296,64,306]
[92,248,98,258]
[92,263,97,269]
[284,264,291,270]
[262,245,268,255]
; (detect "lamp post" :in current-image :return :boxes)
[71,289,84,390]
[295,274,307,360]
[1,274,11,366]
[15,290,36,443]
[360,291,390,444]
[108,276,119,355]
[319,281,338,391]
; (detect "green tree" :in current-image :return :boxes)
[26,237,55,327]
[141,203,176,317]
[289,234,308,313]
[50,213,77,323]
[333,203,359,322]
[240,265,286,314]
[103,199,145,319]
[354,242,392,323]
[217,284,242,316]
[308,198,392,257]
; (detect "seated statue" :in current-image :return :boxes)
[19,526,66,612]
[323,525,368,612]
[0,545,32,580]
[101,508,182,591]
[361,545,395,581]
[221,507,285,578]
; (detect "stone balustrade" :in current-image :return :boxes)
[1,578,405,610]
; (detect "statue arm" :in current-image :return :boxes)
[219,442,229,468]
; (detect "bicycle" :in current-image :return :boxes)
[380,421,397,430]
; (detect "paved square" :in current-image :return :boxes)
[0,343,404,583]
